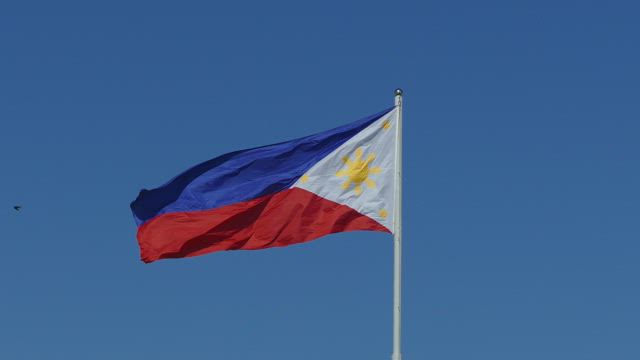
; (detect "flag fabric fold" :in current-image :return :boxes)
[131,107,398,263]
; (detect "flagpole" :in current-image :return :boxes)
[392,88,403,360]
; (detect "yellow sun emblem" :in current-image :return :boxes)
[336,147,381,196]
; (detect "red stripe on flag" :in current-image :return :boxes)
[137,188,389,263]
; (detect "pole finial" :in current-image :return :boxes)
[394,88,403,96]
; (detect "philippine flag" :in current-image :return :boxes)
[130,106,398,263]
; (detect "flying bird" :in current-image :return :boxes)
[13,206,22,211]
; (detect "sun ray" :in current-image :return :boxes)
[365,154,376,165]
[355,147,363,160]
[365,178,376,189]
[354,185,362,195]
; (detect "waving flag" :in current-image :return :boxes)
[130,106,398,263]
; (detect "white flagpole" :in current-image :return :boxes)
[392,88,403,360]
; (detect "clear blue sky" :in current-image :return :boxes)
[1,1,638,359]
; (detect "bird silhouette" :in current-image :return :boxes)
[13,206,22,211]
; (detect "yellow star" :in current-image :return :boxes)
[382,120,392,130]
[336,147,382,196]
[379,209,388,218]
[300,174,310,183]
